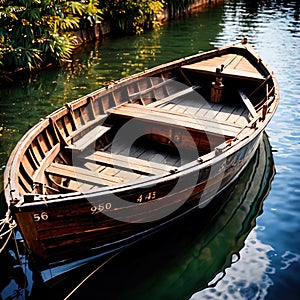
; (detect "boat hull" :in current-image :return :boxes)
[3,40,279,270]
[11,131,262,268]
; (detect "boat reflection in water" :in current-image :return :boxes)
[0,133,275,299]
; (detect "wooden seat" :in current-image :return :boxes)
[65,125,111,152]
[181,53,265,81]
[46,162,124,186]
[82,151,174,175]
[108,103,242,137]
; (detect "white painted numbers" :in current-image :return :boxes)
[137,191,157,203]
[33,212,49,222]
[33,193,158,221]
[91,202,112,215]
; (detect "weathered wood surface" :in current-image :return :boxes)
[46,162,124,186]
[65,125,111,152]
[108,102,243,137]
[238,90,258,117]
[182,53,265,81]
[83,151,174,175]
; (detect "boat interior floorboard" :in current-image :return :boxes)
[154,95,250,127]
[46,86,252,193]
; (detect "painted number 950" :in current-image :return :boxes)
[91,203,112,215]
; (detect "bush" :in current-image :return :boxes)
[101,0,165,35]
[0,0,194,74]
[0,0,102,73]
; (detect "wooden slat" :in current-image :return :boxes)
[150,77,169,100]
[21,154,35,177]
[163,99,248,127]
[31,141,43,163]
[129,78,174,99]
[83,151,174,175]
[147,85,200,107]
[46,163,124,186]
[63,115,74,137]
[238,90,257,117]
[36,132,50,156]
[18,169,33,193]
[230,55,245,69]
[214,105,236,122]
[116,169,144,182]
[67,115,106,140]
[33,143,61,183]
[226,107,248,125]
[222,54,239,69]
[182,61,264,81]
[109,103,242,137]
[201,103,223,120]
[66,125,111,152]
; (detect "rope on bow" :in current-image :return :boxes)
[0,210,17,253]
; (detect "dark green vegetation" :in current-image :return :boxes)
[0,0,103,73]
[1,1,197,76]
[104,0,164,35]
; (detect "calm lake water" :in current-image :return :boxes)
[1,0,300,299]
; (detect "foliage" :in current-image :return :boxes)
[101,0,165,35]
[0,0,103,73]
[0,0,195,74]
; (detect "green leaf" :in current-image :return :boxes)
[68,1,85,16]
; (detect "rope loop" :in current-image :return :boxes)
[0,209,17,253]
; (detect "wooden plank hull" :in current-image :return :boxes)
[3,40,279,270]
[11,132,261,268]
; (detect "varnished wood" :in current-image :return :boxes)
[82,150,174,175]
[3,40,279,268]
[108,102,242,136]
[181,52,265,81]
[33,143,61,184]
[65,124,111,152]
[46,163,124,186]
[238,90,258,117]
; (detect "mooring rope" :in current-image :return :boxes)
[63,248,125,300]
[0,209,17,253]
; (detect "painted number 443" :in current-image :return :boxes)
[137,191,157,203]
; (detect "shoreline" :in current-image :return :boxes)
[0,0,223,84]
[73,0,224,46]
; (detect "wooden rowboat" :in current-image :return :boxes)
[3,39,279,269]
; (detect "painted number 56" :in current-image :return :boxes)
[33,212,48,222]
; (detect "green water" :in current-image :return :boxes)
[1,0,300,299]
